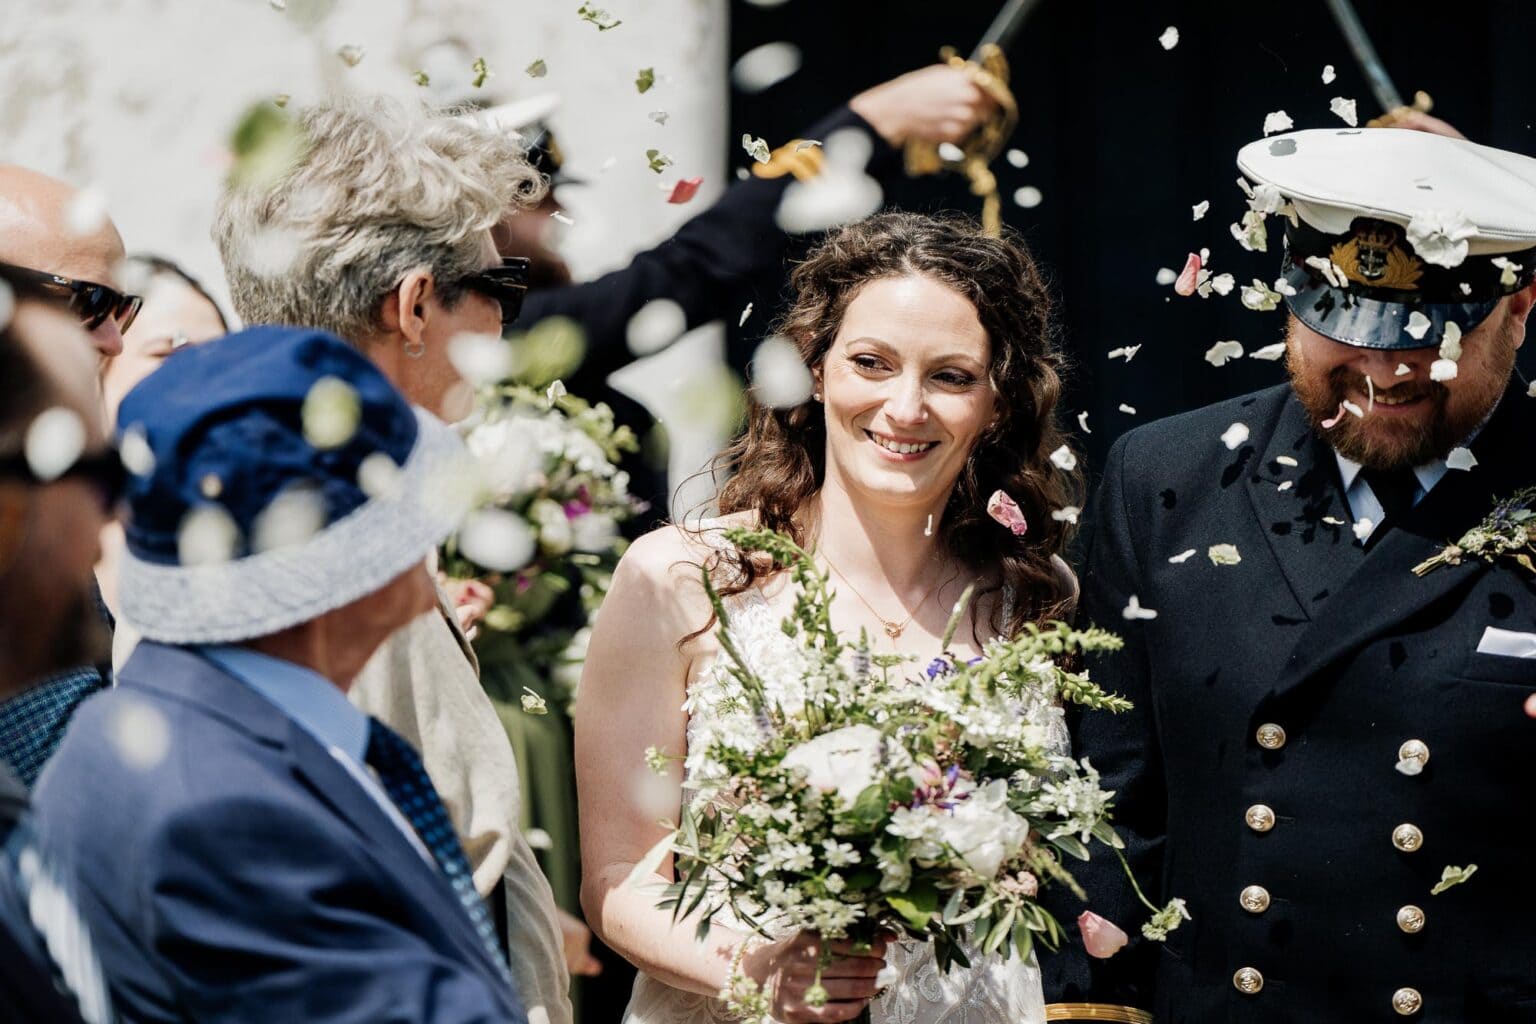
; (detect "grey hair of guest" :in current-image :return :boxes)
[213,94,545,343]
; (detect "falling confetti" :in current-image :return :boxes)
[1207,543,1242,566]
[1192,200,1209,221]
[459,508,538,572]
[1108,344,1142,362]
[1329,96,1359,127]
[635,67,655,93]
[1118,403,1137,415]
[1249,342,1286,361]
[470,57,491,88]
[1220,422,1250,450]
[739,302,754,326]
[301,376,361,449]
[626,298,686,355]
[1430,359,1458,381]
[23,407,86,481]
[0,280,13,332]
[1123,595,1159,620]
[1277,481,1293,491]
[1240,279,1283,311]
[667,177,703,204]
[1205,340,1244,367]
[357,451,403,500]
[1012,186,1043,209]
[1431,865,1478,895]
[336,45,365,67]
[1051,506,1081,524]
[526,58,548,78]
[1006,149,1029,168]
[1076,411,1091,433]
[1155,267,1178,286]
[1320,402,1349,429]
[732,42,802,94]
[1049,444,1077,471]
[1168,549,1197,564]
[64,188,109,237]
[1404,310,1432,340]
[551,210,575,226]
[1275,456,1298,467]
[646,149,673,173]
[1305,255,1349,289]
[741,134,771,164]
[1397,363,1413,376]
[412,70,430,87]
[1263,110,1294,136]
[109,698,171,771]
[1174,252,1202,296]
[1492,256,1523,287]
[447,332,513,386]
[795,140,823,152]
[751,335,814,408]
[1341,399,1364,418]
[1352,517,1374,542]
[1321,64,1336,84]
[937,142,966,163]
[1157,26,1179,50]
[178,505,241,566]
[252,487,326,554]
[1445,446,1478,471]
[1406,209,1476,268]
[650,110,669,126]
[521,688,549,715]
[577,3,622,30]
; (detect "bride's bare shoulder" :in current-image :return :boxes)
[615,512,760,597]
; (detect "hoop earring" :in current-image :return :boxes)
[403,338,426,360]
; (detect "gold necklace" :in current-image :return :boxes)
[822,555,948,640]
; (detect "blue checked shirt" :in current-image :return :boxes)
[0,667,108,788]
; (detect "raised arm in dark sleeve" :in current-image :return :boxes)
[518,106,901,397]
[1042,430,1165,1012]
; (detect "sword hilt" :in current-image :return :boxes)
[1366,90,1435,129]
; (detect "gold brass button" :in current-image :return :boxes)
[1392,987,1423,1015]
[1396,905,1425,934]
[1232,967,1264,995]
[1245,804,1276,833]
[1240,885,1271,914]
[1256,723,1287,750]
[1392,823,1424,853]
[1396,739,1430,776]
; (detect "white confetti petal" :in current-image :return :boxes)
[1305,255,1349,289]
[1168,548,1197,564]
[178,504,241,566]
[1528,380,1536,397]
[1077,411,1091,433]
[301,376,361,449]
[1352,517,1374,542]
[741,134,772,164]
[1240,279,1282,311]
[1430,359,1459,381]
[1322,516,1346,525]
[1051,506,1081,524]
[1119,403,1137,414]
[357,451,403,500]
[626,298,687,356]
[1013,186,1044,209]
[447,332,514,387]
[0,279,12,331]
[1492,255,1523,287]
[1322,64,1336,83]
[1395,757,1424,777]
[252,487,326,553]
[64,187,109,237]
[775,129,883,233]
[1108,344,1142,362]
[1445,446,1478,471]
[1262,110,1294,136]
[751,335,813,408]
[1155,267,1178,286]
[1006,149,1029,168]
[1209,273,1236,296]
[119,424,156,477]
[1438,320,1463,361]
[1205,340,1244,366]
[23,407,86,481]
[731,41,802,94]
[1049,444,1077,471]
[1396,363,1413,377]
[1192,200,1209,221]
[546,380,566,403]
[336,44,366,67]
[1123,594,1159,620]
[1404,310,1432,340]
[1277,480,1293,491]
[109,698,171,770]
[1249,342,1287,361]
[1342,400,1364,418]
[739,302,754,326]
[1221,422,1250,450]
[1207,543,1242,566]
[1406,209,1477,269]
[1460,282,1472,295]
[1272,277,1297,297]
[458,507,537,572]
[938,142,966,163]
[1157,26,1179,50]
[551,210,575,225]
[1275,456,1299,467]
[1329,96,1358,126]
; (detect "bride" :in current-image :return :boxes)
[575,211,1081,1023]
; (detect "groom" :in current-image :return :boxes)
[1045,129,1536,1020]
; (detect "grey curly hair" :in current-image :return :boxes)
[214,95,545,342]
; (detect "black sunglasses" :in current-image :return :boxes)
[0,262,143,334]
[0,448,129,513]
[456,257,530,330]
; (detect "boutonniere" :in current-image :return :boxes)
[1412,486,1536,577]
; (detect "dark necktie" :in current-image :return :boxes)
[1361,466,1421,525]
[364,717,514,986]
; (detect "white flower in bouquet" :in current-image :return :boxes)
[571,511,620,553]
[934,779,1032,881]
[780,724,886,810]
[466,415,545,500]
[530,497,573,555]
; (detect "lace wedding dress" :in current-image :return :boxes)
[622,577,1063,1024]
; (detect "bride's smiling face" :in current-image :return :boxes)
[816,273,996,510]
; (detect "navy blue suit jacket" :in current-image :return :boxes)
[32,642,525,1023]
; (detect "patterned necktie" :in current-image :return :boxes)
[364,717,513,985]
[1361,466,1421,524]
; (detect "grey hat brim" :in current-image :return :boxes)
[120,409,473,645]
[1280,260,1501,351]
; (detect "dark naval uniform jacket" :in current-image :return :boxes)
[1044,378,1536,1022]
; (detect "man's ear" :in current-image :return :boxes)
[378,269,435,346]
[1506,280,1536,350]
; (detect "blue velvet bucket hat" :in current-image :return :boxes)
[1236,128,1536,350]
[116,325,470,644]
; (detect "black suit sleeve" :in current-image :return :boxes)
[518,105,902,397]
[1042,431,1165,1010]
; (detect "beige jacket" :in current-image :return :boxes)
[349,582,572,1024]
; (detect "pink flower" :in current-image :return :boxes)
[1078,911,1129,959]
[1015,871,1038,898]
[986,490,1029,537]
[1173,252,1202,296]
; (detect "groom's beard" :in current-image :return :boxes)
[1287,320,1514,472]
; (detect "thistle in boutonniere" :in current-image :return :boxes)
[1412,486,1536,577]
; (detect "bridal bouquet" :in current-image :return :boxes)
[639,528,1184,1021]
[441,380,644,705]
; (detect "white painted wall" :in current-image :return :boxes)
[0,0,730,514]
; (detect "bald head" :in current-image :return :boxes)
[0,164,128,358]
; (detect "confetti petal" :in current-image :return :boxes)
[1492,256,1523,287]
[1321,402,1348,429]
[1157,26,1179,50]
[1013,186,1044,209]
[301,376,362,449]
[1321,64,1336,84]
[1397,363,1413,376]
[635,67,655,93]
[1352,517,1375,542]
[1262,110,1294,136]
[1108,344,1142,362]
[1329,96,1359,127]
[667,177,703,204]
[1155,267,1178,286]
[1275,456,1299,467]
[252,487,326,553]
[1168,549,1196,564]
[446,332,513,387]
[1446,446,1478,471]
[1342,400,1364,418]
[1430,359,1459,381]
[731,41,802,94]
[1206,340,1244,366]
[336,45,365,67]
[751,335,814,408]
[178,504,241,566]
[23,407,86,481]
[1123,594,1158,620]
[1118,403,1137,414]
[459,508,537,572]
[626,298,686,356]
[1207,543,1242,566]
[739,302,754,326]
[1404,311,1432,340]
[64,187,109,237]
[1051,506,1081,524]
[1249,342,1287,361]
[1077,411,1091,434]
[1049,444,1077,471]
[1221,422,1250,450]
[741,134,771,164]
[1006,149,1029,168]
[526,58,548,77]
[1406,210,1476,269]
[1174,252,1202,296]
[986,490,1030,536]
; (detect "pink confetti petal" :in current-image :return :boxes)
[1173,252,1201,297]
[1320,401,1348,429]
[986,489,1029,537]
[1078,911,1130,959]
[666,177,704,204]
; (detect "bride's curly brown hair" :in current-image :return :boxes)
[697,211,1082,642]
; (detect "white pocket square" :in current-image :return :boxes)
[1476,626,1536,659]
